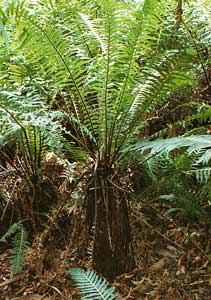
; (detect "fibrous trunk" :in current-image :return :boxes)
[86,165,134,279]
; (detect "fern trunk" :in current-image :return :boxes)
[86,166,134,279]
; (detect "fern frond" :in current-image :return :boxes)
[127,135,211,157]
[67,268,118,300]
[0,222,29,275]
[79,12,107,54]
[0,222,22,242]
[11,226,29,275]
[190,167,211,183]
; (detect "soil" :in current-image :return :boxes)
[1,201,211,300]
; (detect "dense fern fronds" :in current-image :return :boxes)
[67,268,119,300]
[0,222,29,275]
[126,135,211,184]
[1,0,194,162]
[0,115,43,175]
[0,106,83,174]
[0,0,199,164]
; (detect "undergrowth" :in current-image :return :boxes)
[0,222,29,275]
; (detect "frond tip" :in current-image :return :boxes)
[67,268,119,300]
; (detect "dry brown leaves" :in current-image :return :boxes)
[113,202,211,300]
[1,185,211,299]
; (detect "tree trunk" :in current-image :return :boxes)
[86,166,134,280]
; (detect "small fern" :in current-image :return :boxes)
[0,223,29,275]
[67,268,120,300]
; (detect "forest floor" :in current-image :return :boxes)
[0,200,211,300]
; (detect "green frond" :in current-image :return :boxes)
[11,226,29,275]
[0,222,29,275]
[67,268,118,300]
[0,85,47,111]
[126,135,211,171]
[190,167,211,183]
[0,222,22,242]
[1,0,209,169]
[196,149,211,165]
[0,107,75,173]
[79,12,107,54]
[127,135,211,155]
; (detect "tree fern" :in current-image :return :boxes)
[1,0,196,162]
[67,268,119,300]
[1,0,210,277]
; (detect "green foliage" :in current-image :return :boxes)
[0,110,57,174]
[11,226,29,275]
[127,134,211,195]
[128,135,211,164]
[140,154,203,221]
[193,167,211,183]
[67,268,119,300]
[0,222,29,275]
[0,221,22,242]
[0,0,197,166]
[137,152,211,222]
